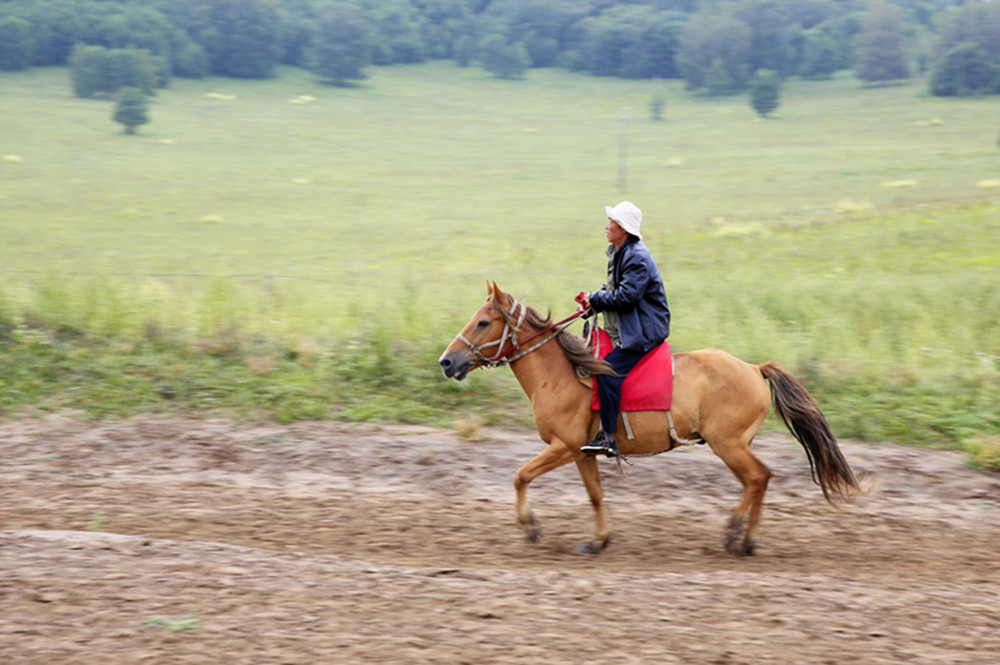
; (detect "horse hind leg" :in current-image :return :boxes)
[711,440,772,556]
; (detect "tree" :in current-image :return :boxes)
[749,68,781,117]
[113,87,149,134]
[501,0,572,67]
[500,0,585,66]
[734,0,797,77]
[279,2,318,68]
[620,8,688,79]
[1,1,86,67]
[70,45,157,99]
[501,0,583,44]
[479,34,529,79]
[783,0,841,30]
[855,0,910,84]
[0,0,205,79]
[168,32,210,79]
[105,47,159,95]
[0,17,34,71]
[676,11,752,92]
[930,43,1000,97]
[574,13,630,77]
[454,34,477,67]
[71,44,105,98]
[799,26,842,79]
[569,6,685,80]
[364,0,428,65]
[934,2,1000,65]
[168,0,285,78]
[703,59,733,96]
[309,3,371,85]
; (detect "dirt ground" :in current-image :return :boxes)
[1,415,998,664]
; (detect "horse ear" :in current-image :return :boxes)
[488,281,507,305]
[487,281,503,301]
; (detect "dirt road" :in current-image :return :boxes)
[1,415,998,664]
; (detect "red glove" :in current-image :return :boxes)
[574,291,589,306]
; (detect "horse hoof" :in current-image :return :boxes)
[574,540,607,555]
[725,516,748,555]
[725,538,756,557]
[525,527,541,543]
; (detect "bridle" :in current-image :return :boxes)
[453,296,587,370]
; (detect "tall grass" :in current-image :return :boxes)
[1,65,998,451]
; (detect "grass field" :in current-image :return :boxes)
[1,64,998,456]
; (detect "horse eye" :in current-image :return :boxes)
[476,319,490,328]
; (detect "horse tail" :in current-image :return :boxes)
[759,361,862,505]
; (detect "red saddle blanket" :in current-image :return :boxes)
[590,328,673,412]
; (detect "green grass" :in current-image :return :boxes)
[143,615,204,634]
[3,66,998,308]
[1,64,998,456]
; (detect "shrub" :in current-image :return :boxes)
[703,59,734,96]
[749,68,781,117]
[650,92,665,121]
[930,42,1000,97]
[114,87,150,134]
[71,44,158,99]
[479,35,529,80]
[966,436,1000,472]
[170,38,209,79]
[308,3,371,85]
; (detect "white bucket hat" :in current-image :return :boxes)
[605,201,642,239]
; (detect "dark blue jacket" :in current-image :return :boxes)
[588,236,670,353]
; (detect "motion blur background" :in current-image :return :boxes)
[1,0,998,462]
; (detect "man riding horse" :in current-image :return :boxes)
[577,201,671,457]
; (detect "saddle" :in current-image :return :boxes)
[590,328,673,412]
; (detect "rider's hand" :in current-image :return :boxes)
[575,291,590,312]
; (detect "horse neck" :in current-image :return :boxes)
[507,332,583,403]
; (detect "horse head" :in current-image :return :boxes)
[438,281,524,380]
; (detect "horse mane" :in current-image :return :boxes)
[492,293,614,378]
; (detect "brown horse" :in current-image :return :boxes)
[439,282,863,555]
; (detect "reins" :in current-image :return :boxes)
[454,296,588,370]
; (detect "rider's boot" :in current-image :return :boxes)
[580,431,618,457]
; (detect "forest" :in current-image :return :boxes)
[2,0,1000,96]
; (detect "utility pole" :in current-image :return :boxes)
[618,107,629,190]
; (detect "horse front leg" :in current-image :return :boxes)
[513,441,578,544]
[574,455,610,554]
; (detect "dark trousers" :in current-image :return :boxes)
[595,346,646,434]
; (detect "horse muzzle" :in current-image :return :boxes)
[438,352,471,381]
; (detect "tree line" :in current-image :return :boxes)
[1,0,1000,98]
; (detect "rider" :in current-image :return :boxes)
[577,201,670,457]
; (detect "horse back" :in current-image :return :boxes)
[671,349,772,442]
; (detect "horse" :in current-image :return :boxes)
[438,281,863,556]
